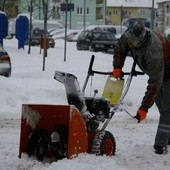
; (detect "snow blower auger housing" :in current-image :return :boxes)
[19,104,89,160]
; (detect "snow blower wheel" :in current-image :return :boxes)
[91,130,116,156]
[26,129,49,157]
[50,124,68,160]
[35,133,50,161]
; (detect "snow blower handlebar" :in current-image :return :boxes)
[82,55,145,131]
[101,56,144,130]
[82,55,144,93]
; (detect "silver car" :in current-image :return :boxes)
[0,44,11,77]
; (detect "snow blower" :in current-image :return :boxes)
[18,55,144,161]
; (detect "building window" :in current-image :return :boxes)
[87,7,89,15]
[129,11,132,16]
[77,7,83,15]
[80,7,83,14]
[77,7,89,15]
[166,4,170,13]
[113,10,118,15]
[140,10,145,17]
[77,7,79,14]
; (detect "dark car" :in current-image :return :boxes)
[0,44,11,77]
[25,28,55,48]
[122,18,150,28]
[76,30,118,53]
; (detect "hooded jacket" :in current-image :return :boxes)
[113,28,170,111]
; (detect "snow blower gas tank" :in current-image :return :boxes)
[102,76,124,106]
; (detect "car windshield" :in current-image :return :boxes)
[93,32,116,41]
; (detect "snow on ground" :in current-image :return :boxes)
[0,38,170,170]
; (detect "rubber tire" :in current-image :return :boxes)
[35,133,50,161]
[26,129,49,157]
[51,124,68,160]
[91,130,116,156]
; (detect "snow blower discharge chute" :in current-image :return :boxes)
[18,55,144,161]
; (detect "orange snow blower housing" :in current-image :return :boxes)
[19,56,116,161]
[19,104,89,159]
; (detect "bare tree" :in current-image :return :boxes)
[0,0,20,18]
[0,0,61,20]
[20,0,61,20]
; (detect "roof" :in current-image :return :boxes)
[107,0,158,8]
[156,0,170,3]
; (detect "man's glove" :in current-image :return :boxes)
[112,68,123,78]
[134,109,147,123]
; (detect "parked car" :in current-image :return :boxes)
[0,44,11,77]
[85,25,127,35]
[49,29,65,37]
[115,33,122,40]
[53,29,81,40]
[122,18,150,28]
[76,30,118,53]
[66,31,82,42]
[25,28,55,48]
[32,20,64,31]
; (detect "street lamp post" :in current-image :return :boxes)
[69,0,72,29]
[64,0,68,61]
[42,0,48,71]
[121,5,123,34]
[151,0,155,30]
[83,0,86,30]
[28,0,33,54]
[39,0,41,19]
[104,0,107,25]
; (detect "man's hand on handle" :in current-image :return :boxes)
[134,109,147,123]
[112,69,123,78]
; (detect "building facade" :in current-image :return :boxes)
[16,0,170,34]
[107,0,157,26]
[156,0,170,34]
[18,0,98,29]
[60,0,96,29]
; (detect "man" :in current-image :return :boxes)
[112,20,170,154]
